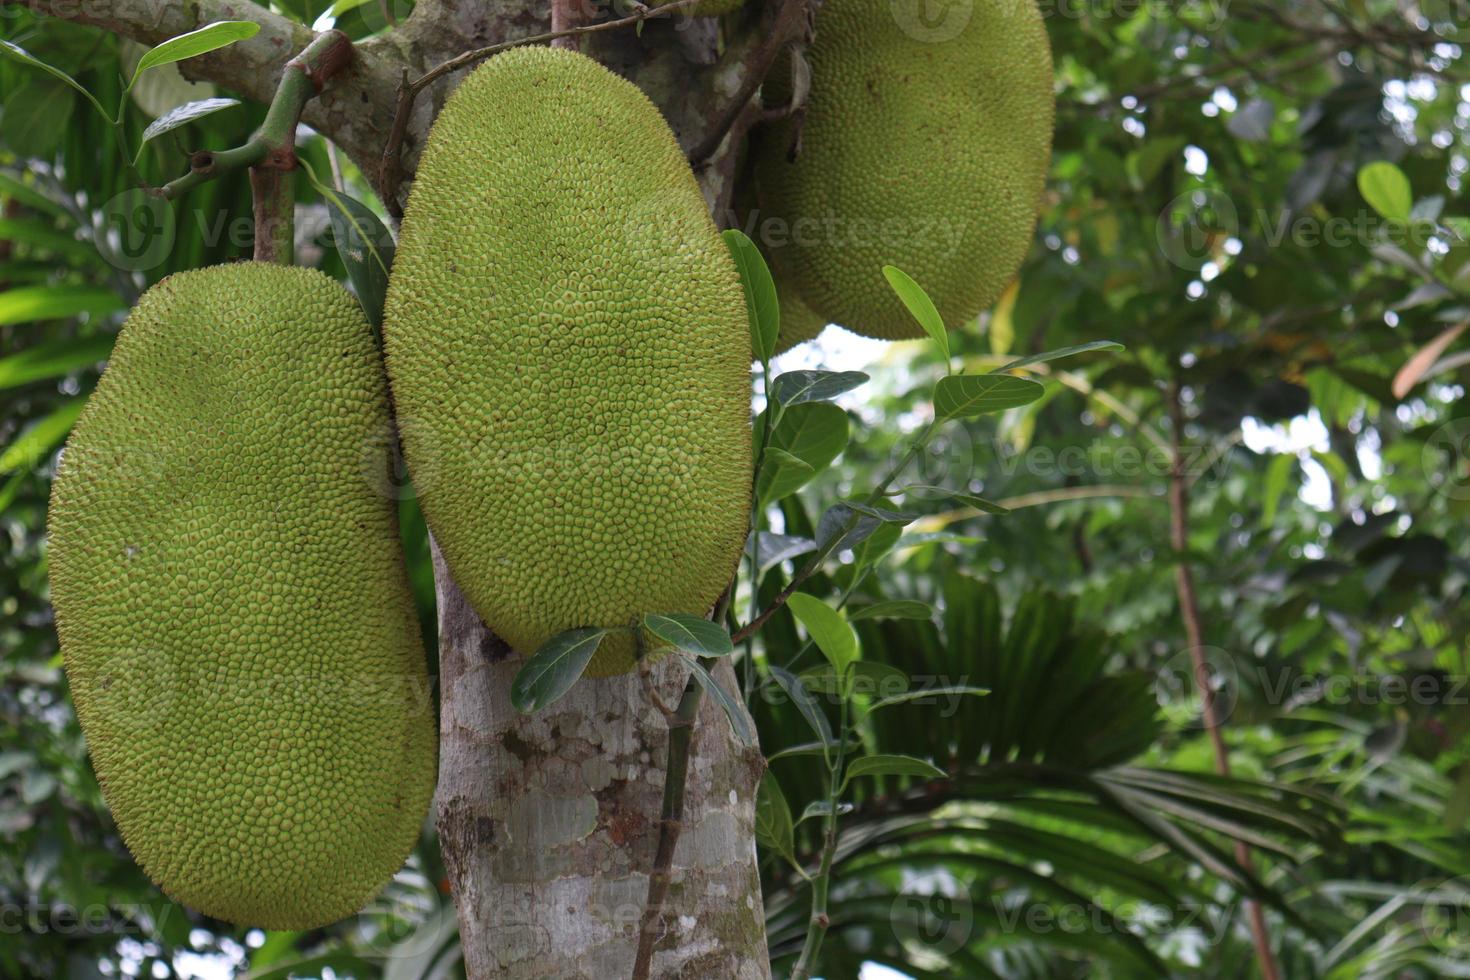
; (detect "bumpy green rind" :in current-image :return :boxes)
[48,263,436,930]
[383,47,751,676]
[754,0,1054,340]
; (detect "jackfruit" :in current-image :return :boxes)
[773,276,828,355]
[48,263,436,930]
[753,0,1054,340]
[383,47,750,676]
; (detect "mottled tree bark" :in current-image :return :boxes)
[17,0,777,974]
[434,543,767,978]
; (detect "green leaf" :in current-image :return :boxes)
[510,628,606,712]
[0,171,69,220]
[642,613,733,658]
[992,341,1125,374]
[0,335,114,389]
[848,599,933,622]
[769,665,834,749]
[0,40,111,122]
[2,80,75,158]
[319,185,396,327]
[682,656,754,745]
[0,287,124,327]
[798,800,853,823]
[771,370,869,406]
[815,503,883,554]
[852,522,902,568]
[747,531,816,574]
[841,501,918,525]
[722,228,779,362]
[132,22,262,86]
[0,218,102,267]
[842,753,946,789]
[933,373,1045,419]
[901,484,1011,514]
[137,97,240,149]
[0,399,85,473]
[757,402,848,502]
[755,771,797,865]
[882,265,948,359]
[800,660,910,699]
[867,685,989,712]
[786,593,858,674]
[1357,161,1412,222]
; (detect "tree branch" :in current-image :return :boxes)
[15,0,407,183]
[375,0,705,207]
[1167,380,1281,980]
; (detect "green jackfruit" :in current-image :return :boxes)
[753,0,1054,340]
[773,276,828,355]
[48,263,436,930]
[383,47,750,676]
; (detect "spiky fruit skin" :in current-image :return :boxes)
[48,263,436,930]
[754,0,1054,340]
[384,47,751,676]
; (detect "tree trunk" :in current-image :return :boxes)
[20,0,777,974]
[434,543,768,978]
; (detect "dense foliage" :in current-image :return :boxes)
[2,1,1468,977]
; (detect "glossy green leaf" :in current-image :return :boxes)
[757,402,848,502]
[643,613,733,658]
[132,22,262,86]
[2,80,75,158]
[1357,161,1412,222]
[992,340,1125,374]
[786,593,858,674]
[138,97,240,149]
[755,771,797,866]
[0,40,111,121]
[867,685,989,712]
[769,665,835,749]
[901,484,1010,514]
[0,218,101,267]
[798,800,853,823]
[848,599,934,622]
[722,228,779,362]
[510,627,606,712]
[842,753,946,789]
[0,399,85,473]
[0,287,123,326]
[882,265,948,359]
[0,335,114,389]
[771,370,869,406]
[313,176,396,329]
[682,656,754,745]
[933,373,1045,419]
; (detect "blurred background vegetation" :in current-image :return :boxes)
[3,1,1470,977]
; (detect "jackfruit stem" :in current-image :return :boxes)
[155,30,354,203]
[377,0,708,208]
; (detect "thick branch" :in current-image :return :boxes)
[16,0,407,181]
